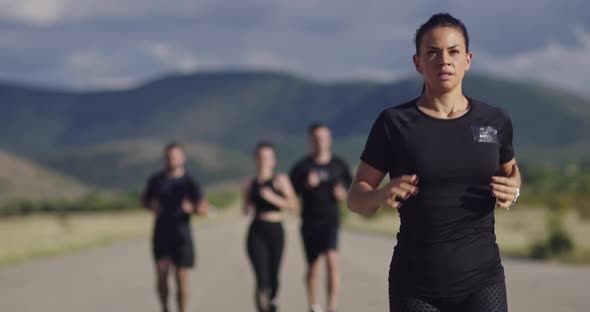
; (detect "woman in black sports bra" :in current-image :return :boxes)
[243,141,298,312]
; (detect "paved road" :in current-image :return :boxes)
[1,217,589,311]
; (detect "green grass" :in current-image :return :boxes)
[0,212,151,268]
[3,195,589,268]
[208,191,240,210]
[0,195,240,268]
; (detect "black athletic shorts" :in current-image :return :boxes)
[301,221,339,264]
[152,235,195,268]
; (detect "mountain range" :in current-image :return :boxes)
[1,70,588,193]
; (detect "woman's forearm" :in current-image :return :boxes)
[264,193,297,212]
[347,181,382,216]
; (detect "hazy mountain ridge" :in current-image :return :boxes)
[0,70,588,191]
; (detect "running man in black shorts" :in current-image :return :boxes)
[289,123,352,312]
[347,13,520,312]
[142,142,208,312]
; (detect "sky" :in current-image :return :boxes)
[0,0,588,97]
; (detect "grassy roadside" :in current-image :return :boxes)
[0,202,240,269]
[343,206,590,264]
[3,200,588,268]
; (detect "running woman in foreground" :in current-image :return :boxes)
[142,142,208,312]
[347,13,521,312]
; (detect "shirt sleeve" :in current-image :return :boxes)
[360,111,394,173]
[498,112,515,164]
[289,162,306,195]
[187,176,204,204]
[338,159,353,188]
[142,175,157,203]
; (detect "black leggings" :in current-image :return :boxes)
[247,220,284,312]
[389,281,508,312]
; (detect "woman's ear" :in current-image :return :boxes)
[413,54,422,74]
[465,51,473,72]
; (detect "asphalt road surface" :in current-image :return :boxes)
[1,217,589,311]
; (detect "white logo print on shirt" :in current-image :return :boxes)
[471,126,498,143]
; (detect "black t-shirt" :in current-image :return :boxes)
[361,97,515,297]
[249,177,282,215]
[142,170,203,241]
[289,156,353,224]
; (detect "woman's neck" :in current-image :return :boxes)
[256,168,273,181]
[418,86,469,118]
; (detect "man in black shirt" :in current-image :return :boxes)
[142,142,208,312]
[289,123,352,312]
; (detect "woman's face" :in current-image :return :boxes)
[413,26,472,94]
[255,147,276,172]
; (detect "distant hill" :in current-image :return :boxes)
[37,138,253,190]
[0,71,588,190]
[0,150,90,202]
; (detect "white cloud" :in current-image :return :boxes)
[347,68,408,82]
[74,76,138,90]
[144,42,207,73]
[244,50,296,71]
[0,0,65,26]
[66,50,105,71]
[62,50,140,89]
[146,43,174,60]
[63,0,200,20]
[0,0,201,25]
[476,28,590,96]
[0,0,588,97]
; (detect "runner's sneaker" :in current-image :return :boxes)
[309,304,323,312]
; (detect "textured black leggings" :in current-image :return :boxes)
[389,281,508,312]
[247,220,284,312]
